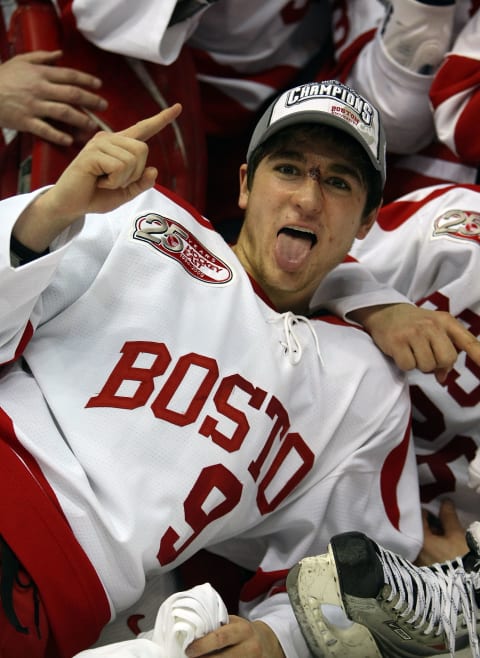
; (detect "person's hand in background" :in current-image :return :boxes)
[0,49,107,145]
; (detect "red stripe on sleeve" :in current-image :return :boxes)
[0,409,110,656]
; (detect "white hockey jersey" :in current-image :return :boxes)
[315,183,480,529]
[0,184,422,657]
[48,0,393,150]
[430,8,480,167]
[380,3,480,204]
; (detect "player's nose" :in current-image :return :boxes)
[291,171,323,216]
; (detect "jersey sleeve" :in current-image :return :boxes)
[429,11,480,165]
[52,0,203,64]
[0,189,85,364]
[332,0,436,154]
[310,259,412,321]
[346,41,436,154]
[349,183,480,312]
[314,184,480,318]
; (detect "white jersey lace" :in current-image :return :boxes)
[268,312,324,366]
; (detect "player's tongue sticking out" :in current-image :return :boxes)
[275,227,316,272]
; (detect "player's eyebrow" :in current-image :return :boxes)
[328,162,363,185]
[268,148,363,185]
[268,149,307,163]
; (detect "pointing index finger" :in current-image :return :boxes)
[450,324,480,366]
[119,103,183,142]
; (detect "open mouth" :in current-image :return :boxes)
[278,226,318,248]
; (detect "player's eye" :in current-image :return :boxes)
[275,163,301,177]
[325,176,351,191]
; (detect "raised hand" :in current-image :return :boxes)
[12,103,183,252]
[356,302,480,383]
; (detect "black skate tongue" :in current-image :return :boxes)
[462,551,478,573]
[465,522,480,567]
[464,523,480,606]
[330,531,385,599]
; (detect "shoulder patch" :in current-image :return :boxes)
[133,213,233,283]
[433,209,480,245]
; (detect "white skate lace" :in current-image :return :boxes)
[378,545,480,658]
[269,312,324,366]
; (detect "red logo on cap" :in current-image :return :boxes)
[331,104,359,126]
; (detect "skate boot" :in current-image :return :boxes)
[287,523,480,657]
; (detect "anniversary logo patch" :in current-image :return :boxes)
[433,208,480,245]
[133,213,233,283]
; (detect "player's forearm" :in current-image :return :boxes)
[12,188,83,254]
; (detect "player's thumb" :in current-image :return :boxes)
[438,498,462,532]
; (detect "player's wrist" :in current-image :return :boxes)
[252,620,286,658]
[10,233,49,267]
[12,188,82,255]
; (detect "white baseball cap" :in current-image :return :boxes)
[247,80,386,185]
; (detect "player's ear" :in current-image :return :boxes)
[238,163,249,210]
[356,204,380,240]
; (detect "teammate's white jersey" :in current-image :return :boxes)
[315,183,480,529]
[51,0,385,139]
[430,9,480,167]
[52,0,479,213]
[53,0,335,123]
[0,184,421,657]
[381,3,480,203]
